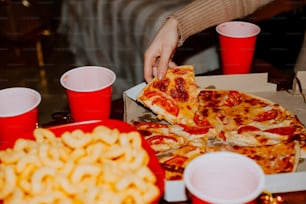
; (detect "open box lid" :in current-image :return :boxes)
[123,73,276,123]
[124,72,306,125]
[123,71,306,202]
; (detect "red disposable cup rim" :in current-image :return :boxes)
[0,87,41,117]
[60,66,116,92]
[184,152,265,204]
[216,21,261,38]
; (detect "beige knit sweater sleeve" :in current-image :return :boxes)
[171,0,275,45]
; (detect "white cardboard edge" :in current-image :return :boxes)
[296,71,306,88]
[164,172,306,202]
[264,171,306,193]
[123,71,306,202]
[292,71,306,95]
[124,82,146,101]
[124,73,278,101]
[195,73,277,92]
[164,180,188,202]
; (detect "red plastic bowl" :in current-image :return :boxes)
[1,119,165,204]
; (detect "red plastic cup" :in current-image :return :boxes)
[184,152,265,204]
[0,87,41,150]
[60,66,116,122]
[216,21,261,74]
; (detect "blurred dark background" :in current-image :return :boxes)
[253,0,306,72]
[0,0,73,124]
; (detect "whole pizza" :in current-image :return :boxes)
[134,65,306,180]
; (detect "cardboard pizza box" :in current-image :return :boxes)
[123,72,306,202]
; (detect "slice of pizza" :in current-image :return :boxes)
[130,121,188,154]
[206,141,300,174]
[137,65,199,126]
[158,139,207,180]
[131,121,210,153]
[131,121,208,180]
[196,89,306,147]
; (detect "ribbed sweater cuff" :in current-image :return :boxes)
[170,0,273,45]
[172,0,227,44]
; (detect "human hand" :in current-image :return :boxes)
[144,18,179,83]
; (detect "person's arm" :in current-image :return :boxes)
[143,17,179,82]
[144,0,275,82]
[173,0,275,44]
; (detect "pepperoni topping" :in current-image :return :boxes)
[179,124,210,135]
[152,96,179,116]
[144,91,179,116]
[143,90,158,98]
[245,98,268,106]
[264,126,296,136]
[164,155,188,167]
[234,117,243,126]
[194,112,212,127]
[137,130,152,137]
[146,135,178,145]
[224,90,243,107]
[218,131,226,141]
[238,125,261,134]
[255,109,278,122]
[201,109,209,117]
[172,68,190,75]
[198,90,215,104]
[152,78,170,92]
[170,77,189,102]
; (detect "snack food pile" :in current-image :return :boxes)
[135,65,306,180]
[0,126,159,204]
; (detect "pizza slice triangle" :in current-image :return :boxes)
[137,65,199,126]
